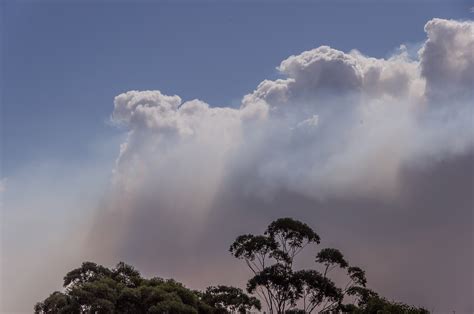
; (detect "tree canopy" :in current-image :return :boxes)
[200,285,261,313]
[35,217,429,314]
[34,262,259,314]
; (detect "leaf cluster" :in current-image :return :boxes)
[201,285,261,313]
[35,262,258,314]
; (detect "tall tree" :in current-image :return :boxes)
[230,217,428,314]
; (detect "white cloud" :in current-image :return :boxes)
[419,18,474,100]
[109,18,473,204]
[242,44,424,113]
[296,115,319,129]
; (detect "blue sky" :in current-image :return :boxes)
[2,0,472,176]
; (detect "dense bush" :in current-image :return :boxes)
[35,262,259,314]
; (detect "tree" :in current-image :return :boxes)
[35,262,255,314]
[200,285,261,313]
[230,218,322,313]
[36,218,429,314]
[230,218,352,313]
[247,264,301,313]
[294,270,341,313]
[346,293,430,314]
[230,217,428,314]
[265,218,320,266]
[63,261,112,288]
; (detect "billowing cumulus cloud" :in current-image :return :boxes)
[106,18,472,205]
[420,18,474,100]
[242,44,424,110]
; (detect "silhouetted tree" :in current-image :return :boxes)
[35,218,429,314]
[230,217,428,314]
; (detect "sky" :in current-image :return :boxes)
[2,0,472,174]
[1,1,473,313]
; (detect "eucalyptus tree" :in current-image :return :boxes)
[230,217,373,313]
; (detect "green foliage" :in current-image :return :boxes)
[316,248,348,269]
[346,286,378,306]
[63,261,112,288]
[247,264,301,311]
[294,270,342,313]
[35,262,254,314]
[148,300,198,314]
[265,218,321,246]
[230,234,281,263]
[265,218,320,262]
[34,291,77,314]
[347,267,367,287]
[201,285,261,313]
[344,294,430,314]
